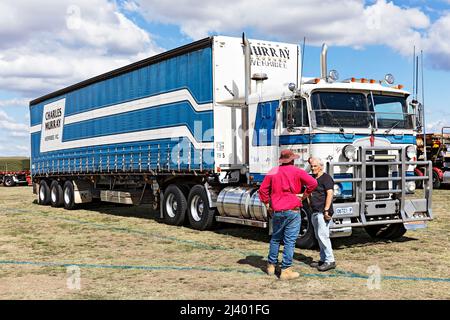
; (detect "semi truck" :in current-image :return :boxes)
[29,35,433,248]
[0,157,31,187]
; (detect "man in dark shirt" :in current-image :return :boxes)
[308,157,336,271]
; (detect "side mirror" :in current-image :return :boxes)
[287,100,295,129]
[409,101,423,133]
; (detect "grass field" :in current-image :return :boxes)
[0,185,449,300]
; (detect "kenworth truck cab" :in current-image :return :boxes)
[214,38,432,248]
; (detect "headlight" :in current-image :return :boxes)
[406,145,415,159]
[343,145,357,160]
[333,184,342,197]
[406,181,416,193]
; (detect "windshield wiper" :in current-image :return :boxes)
[330,115,345,133]
[384,120,402,134]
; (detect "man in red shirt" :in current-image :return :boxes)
[259,150,318,280]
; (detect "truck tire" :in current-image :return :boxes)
[296,205,318,249]
[162,184,187,226]
[187,185,216,230]
[38,180,50,205]
[50,181,64,207]
[4,176,15,187]
[364,223,406,239]
[432,171,441,189]
[63,181,76,210]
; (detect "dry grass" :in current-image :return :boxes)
[0,185,449,300]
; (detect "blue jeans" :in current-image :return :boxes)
[268,210,301,269]
[311,212,335,263]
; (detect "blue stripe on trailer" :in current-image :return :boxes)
[30,47,213,126]
[31,133,214,175]
[62,102,213,143]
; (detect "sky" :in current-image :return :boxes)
[0,0,449,156]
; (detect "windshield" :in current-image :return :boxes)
[311,92,373,128]
[369,95,413,129]
[311,91,413,129]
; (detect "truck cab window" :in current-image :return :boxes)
[282,98,309,128]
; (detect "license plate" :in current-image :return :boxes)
[335,207,353,216]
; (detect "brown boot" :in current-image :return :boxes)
[279,267,300,280]
[266,263,276,276]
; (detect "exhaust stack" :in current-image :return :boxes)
[321,43,328,80]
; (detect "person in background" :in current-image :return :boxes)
[259,150,318,280]
[308,157,336,272]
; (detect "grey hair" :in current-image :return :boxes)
[309,157,324,168]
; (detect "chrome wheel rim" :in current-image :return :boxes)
[39,187,45,201]
[51,188,57,203]
[64,187,71,204]
[190,195,204,222]
[166,193,178,218]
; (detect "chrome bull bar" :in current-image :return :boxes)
[328,146,433,228]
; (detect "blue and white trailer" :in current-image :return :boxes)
[30,35,432,248]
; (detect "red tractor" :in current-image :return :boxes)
[415,127,450,189]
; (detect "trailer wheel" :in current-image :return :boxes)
[63,181,76,210]
[162,184,187,226]
[50,181,64,207]
[38,180,50,205]
[364,223,406,239]
[432,171,441,189]
[4,176,15,187]
[187,185,216,230]
[295,204,318,249]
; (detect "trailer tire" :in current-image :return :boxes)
[432,171,441,189]
[364,223,407,239]
[187,185,216,230]
[50,181,64,207]
[4,176,15,187]
[162,184,187,226]
[296,205,318,249]
[38,180,50,205]
[63,181,76,210]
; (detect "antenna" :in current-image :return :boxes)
[412,46,416,100]
[415,56,419,100]
[421,50,427,161]
[298,37,306,94]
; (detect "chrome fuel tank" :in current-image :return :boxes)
[217,187,268,222]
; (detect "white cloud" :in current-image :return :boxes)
[0,0,162,98]
[0,98,30,108]
[0,110,30,156]
[134,0,450,70]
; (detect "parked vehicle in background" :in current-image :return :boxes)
[0,157,32,187]
[416,127,450,189]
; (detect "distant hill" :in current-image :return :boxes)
[0,157,30,172]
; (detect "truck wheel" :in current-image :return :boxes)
[364,223,406,239]
[187,185,216,230]
[50,181,64,207]
[432,171,441,189]
[296,205,318,249]
[4,176,15,187]
[162,184,187,226]
[382,224,407,239]
[63,181,76,210]
[38,180,50,205]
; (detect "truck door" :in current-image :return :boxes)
[277,98,310,170]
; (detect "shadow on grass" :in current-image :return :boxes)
[37,200,419,249]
